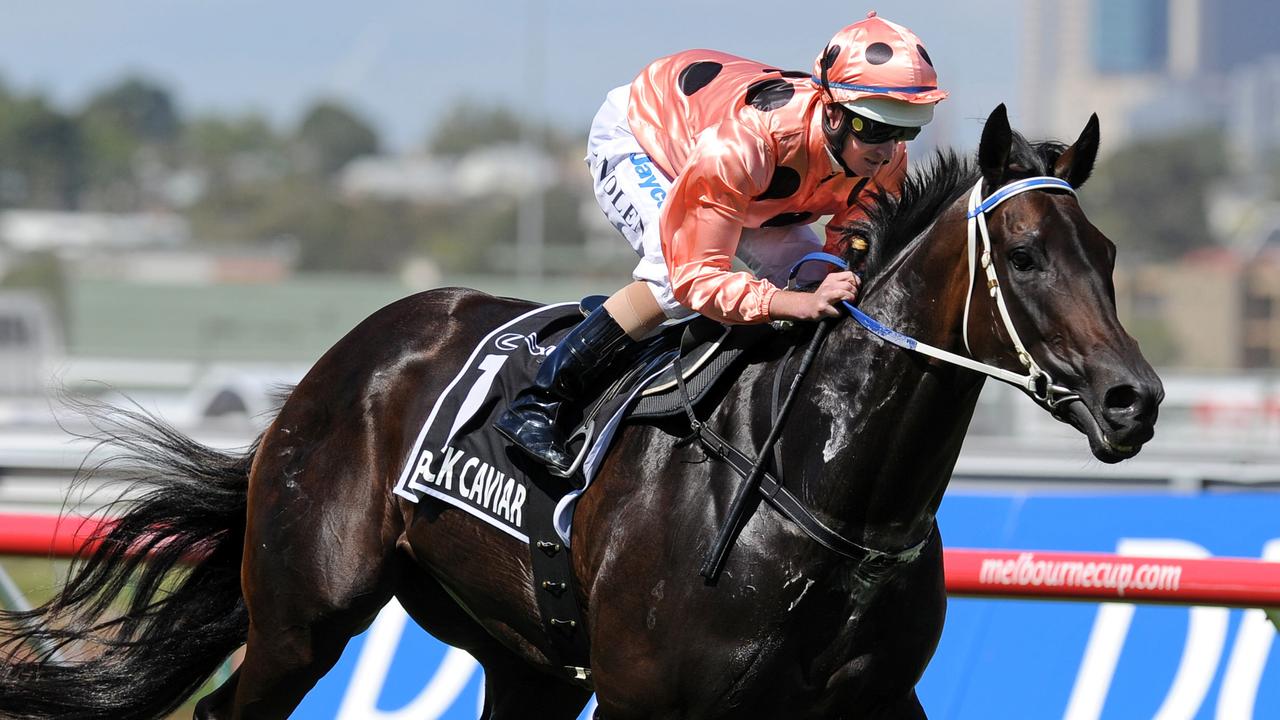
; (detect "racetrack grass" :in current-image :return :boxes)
[1,555,237,718]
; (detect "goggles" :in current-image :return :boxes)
[848,111,921,144]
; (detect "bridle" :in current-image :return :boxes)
[701,174,1087,580]
[792,175,1083,411]
[961,175,1080,409]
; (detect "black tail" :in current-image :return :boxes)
[0,401,258,719]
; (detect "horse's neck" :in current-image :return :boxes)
[783,209,984,550]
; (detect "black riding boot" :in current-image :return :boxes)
[494,306,637,470]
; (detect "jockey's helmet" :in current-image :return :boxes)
[813,11,948,170]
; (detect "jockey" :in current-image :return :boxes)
[496,11,948,470]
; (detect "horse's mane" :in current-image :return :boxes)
[844,134,1070,281]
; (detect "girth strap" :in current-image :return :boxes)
[524,481,592,681]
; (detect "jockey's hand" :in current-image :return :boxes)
[769,271,860,321]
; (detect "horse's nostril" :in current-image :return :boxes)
[1104,385,1140,412]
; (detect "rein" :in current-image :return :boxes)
[691,175,1083,582]
[799,175,1083,410]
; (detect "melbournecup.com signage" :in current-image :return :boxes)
[293,493,1280,719]
[925,493,1280,719]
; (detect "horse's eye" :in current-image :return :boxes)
[1008,248,1036,272]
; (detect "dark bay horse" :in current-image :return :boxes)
[0,105,1161,719]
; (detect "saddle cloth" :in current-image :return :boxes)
[392,300,772,545]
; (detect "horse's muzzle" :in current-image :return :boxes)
[1058,377,1163,463]
[1101,381,1161,434]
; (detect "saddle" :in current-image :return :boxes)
[392,296,776,681]
[572,295,777,445]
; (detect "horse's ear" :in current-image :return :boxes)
[978,104,1012,189]
[1053,113,1100,188]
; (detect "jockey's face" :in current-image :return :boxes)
[840,132,898,178]
[823,103,905,178]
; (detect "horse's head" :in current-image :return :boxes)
[964,104,1163,463]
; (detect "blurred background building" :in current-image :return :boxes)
[1017,0,1280,373]
[1,4,1279,717]
[0,0,1278,501]
[1024,0,1280,162]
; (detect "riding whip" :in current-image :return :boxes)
[698,314,837,581]
[697,239,866,582]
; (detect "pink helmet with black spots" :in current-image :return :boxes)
[813,11,948,127]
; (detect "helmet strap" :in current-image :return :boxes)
[823,104,858,177]
[818,47,858,178]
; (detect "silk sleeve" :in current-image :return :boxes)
[660,124,779,324]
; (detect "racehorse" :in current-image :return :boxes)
[0,105,1161,719]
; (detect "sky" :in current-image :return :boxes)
[0,1,1023,153]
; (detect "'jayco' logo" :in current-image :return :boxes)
[630,153,667,208]
[495,332,553,357]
